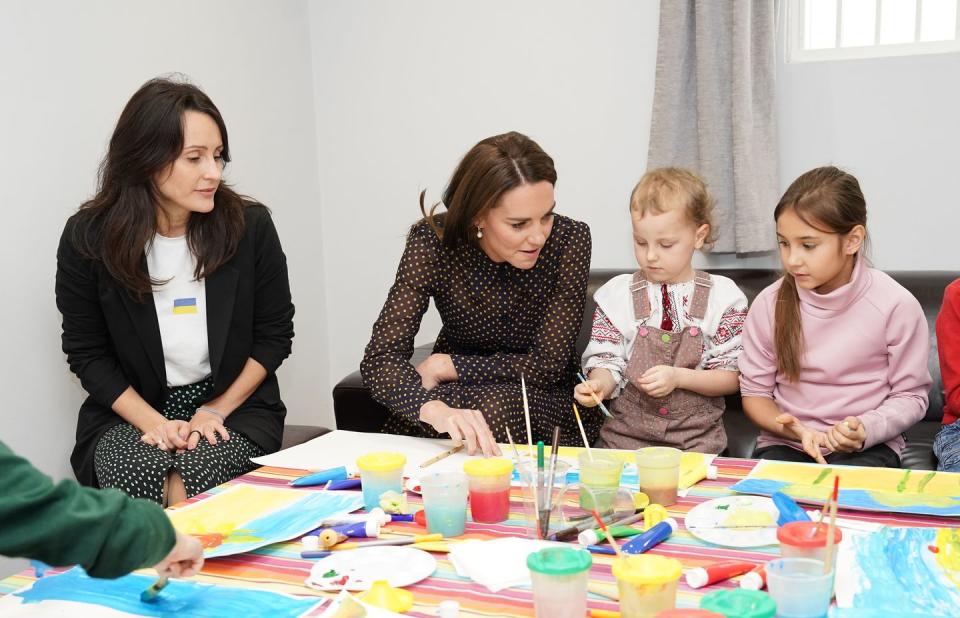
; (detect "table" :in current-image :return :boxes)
[2,457,956,617]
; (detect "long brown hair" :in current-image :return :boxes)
[71,77,246,298]
[418,131,557,248]
[774,166,867,382]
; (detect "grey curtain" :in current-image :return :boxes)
[647,0,778,253]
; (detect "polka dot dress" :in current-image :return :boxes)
[94,377,264,504]
[361,215,600,446]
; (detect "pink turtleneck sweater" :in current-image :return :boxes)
[739,258,931,456]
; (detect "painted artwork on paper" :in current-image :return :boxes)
[0,567,322,617]
[730,460,960,517]
[167,484,364,558]
[835,527,960,616]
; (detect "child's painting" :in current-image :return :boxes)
[167,484,364,558]
[835,527,960,616]
[730,460,960,517]
[0,567,322,617]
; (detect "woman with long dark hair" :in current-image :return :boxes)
[56,77,294,505]
[361,132,596,455]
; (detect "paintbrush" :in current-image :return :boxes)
[504,425,521,461]
[810,472,834,538]
[140,574,168,603]
[572,404,593,461]
[591,510,623,558]
[539,426,561,538]
[419,444,465,468]
[336,533,443,549]
[822,476,840,575]
[521,372,534,458]
[576,372,613,418]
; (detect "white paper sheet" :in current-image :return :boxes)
[251,430,475,478]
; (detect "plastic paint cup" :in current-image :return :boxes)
[698,589,776,618]
[765,558,833,618]
[526,546,593,618]
[612,554,683,617]
[517,460,571,539]
[776,521,843,571]
[463,458,513,523]
[635,447,681,506]
[578,451,623,511]
[356,452,406,512]
[419,472,470,537]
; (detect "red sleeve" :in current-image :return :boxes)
[936,280,960,426]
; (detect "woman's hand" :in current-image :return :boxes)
[416,354,458,391]
[185,409,230,450]
[776,413,833,464]
[419,400,501,457]
[153,530,204,578]
[826,416,867,453]
[141,419,190,452]
[638,365,680,399]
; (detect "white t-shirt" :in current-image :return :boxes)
[145,234,212,387]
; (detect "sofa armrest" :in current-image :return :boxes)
[333,344,433,433]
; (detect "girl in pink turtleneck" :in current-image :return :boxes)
[739,167,931,467]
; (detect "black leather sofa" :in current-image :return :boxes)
[333,269,957,470]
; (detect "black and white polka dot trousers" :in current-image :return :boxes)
[93,377,264,504]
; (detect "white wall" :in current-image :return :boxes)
[776,49,960,270]
[309,0,663,394]
[0,2,326,481]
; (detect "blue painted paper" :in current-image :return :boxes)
[14,568,320,617]
[840,527,960,616]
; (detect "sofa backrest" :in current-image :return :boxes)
[577,268,958,423]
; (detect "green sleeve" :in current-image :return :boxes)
[0,441,175,579]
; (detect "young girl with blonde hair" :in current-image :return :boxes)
[739,166,931,466]
[577,168,748,453]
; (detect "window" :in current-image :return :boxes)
[787,0,960,62]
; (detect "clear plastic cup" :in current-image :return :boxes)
[578,450,623,511]
[612,554,683,617]
[356,452,406,512]
[526,546,592,618]
[420,472,470,537]
[517,460,571,539]
[635,447,681,506]
[463,458,513,523]
[776,521,843,571]
[766,557,833,618]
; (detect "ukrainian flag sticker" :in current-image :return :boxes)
[173,297,198,315]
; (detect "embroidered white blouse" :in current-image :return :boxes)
[582,272,748,398]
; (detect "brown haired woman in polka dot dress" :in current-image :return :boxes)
[361,132,598,455]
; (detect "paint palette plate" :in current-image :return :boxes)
[405,477,422,494]
[304,546,437,591]
[684,496,780,548]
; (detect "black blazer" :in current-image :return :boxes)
[56,204,295,486]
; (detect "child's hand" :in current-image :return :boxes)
[826,416,866,453]
[776,413,832,464]
[638,366,680,399]
[574,369,616,407]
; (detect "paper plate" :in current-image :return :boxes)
[304,546,437,591]
[684,495,780,548]
[404,477,422,495]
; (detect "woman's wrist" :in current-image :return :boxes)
[196,406,226,422]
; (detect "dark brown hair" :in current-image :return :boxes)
[630,167,718,250]
[774,166,867,382]
[418,131,557,248]
[71,77,246,298]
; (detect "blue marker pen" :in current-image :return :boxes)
[300,550,333,559]
[772,491,811,527]
[326,478,362,490]
[621,518,677,554]
[585,545,618,555]
[290,465,358,487]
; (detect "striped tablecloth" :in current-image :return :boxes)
[2,457,957,616]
